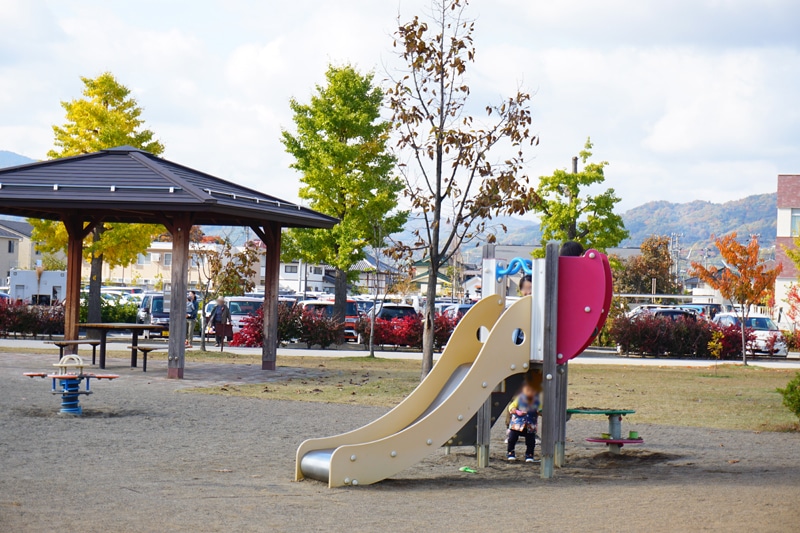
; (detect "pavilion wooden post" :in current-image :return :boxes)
[252,223,281,371]
[62,216,97,353]
[165,214,192,379]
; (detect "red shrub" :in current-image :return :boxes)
[298,309,344,349]
[610,315,753,359]
[433,313,458,349]
[0,300,64,338]
[231,302,305,348]
[356,313,457,351]
[230,308,264,347]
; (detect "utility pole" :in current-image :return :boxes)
[669,232,684,285]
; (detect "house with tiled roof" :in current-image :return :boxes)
[0,219,43,280]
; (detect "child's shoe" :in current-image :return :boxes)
[507,453,516,461]
[525,455,535,463]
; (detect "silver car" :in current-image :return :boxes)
[712,313,788,356]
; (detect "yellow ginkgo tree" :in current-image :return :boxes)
[30,72,164,323]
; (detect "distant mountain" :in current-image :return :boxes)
[419,192,777,263]
[0,150,35,168]
[621,193,776,249]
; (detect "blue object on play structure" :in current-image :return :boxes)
[56,377,84,415]
[23,355,119,416]
[495,257,533,280]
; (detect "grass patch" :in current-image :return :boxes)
[183,355,422,407]
[568,365,798,432]
[188,358,798,431]
[6,343,797,431]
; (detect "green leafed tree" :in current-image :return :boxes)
[532,138,628,256]
[30,72,165,325]
[281,64,407,325]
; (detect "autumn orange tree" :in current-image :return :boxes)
[690,233,782,365]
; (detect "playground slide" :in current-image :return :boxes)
[448,252,612,448]
[296,295,532,487]
[296,250,611,488]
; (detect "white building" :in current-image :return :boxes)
[775,174,800,323]
[85,241,223,291]
[275,260,334,294]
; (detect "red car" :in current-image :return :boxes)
[299,299,360,341]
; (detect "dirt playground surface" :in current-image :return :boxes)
[1,352,798,532]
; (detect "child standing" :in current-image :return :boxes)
[507,383,539,463]
[505,274,534,444]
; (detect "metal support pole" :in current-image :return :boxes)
[476,244,500,468]
[608,414,622,455]
[540,242,559,479]
[476,398,491,467]
[555,362,568,467]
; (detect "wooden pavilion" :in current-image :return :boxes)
[0,146,337,378]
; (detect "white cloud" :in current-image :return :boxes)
[0,0,797,213]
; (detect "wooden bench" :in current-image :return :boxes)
[126,345,164,372]
[45,340,101,364]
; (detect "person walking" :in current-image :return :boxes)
[185,292,198,348]
[211,296,231,350]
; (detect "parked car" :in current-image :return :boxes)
[647,308,697,321]
[102,286,145,296]
[678,303,722,319]
[627,304,667,318]
[136,293,169,335]
[433,301,452,315]
[204,296,264,335]
[712,313,788,356]
[80,291,126,307]
[227,297,264,334]
[372,303,418,321]
[298,299,360,341]
[442,303,474,322]
[360,303,419,345]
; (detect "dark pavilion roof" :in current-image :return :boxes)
[0,146,337,229]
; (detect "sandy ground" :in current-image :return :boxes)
[1,352,798,532]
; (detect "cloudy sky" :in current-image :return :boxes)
[1,0,798,215]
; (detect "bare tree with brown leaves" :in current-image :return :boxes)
[388,0,539,375]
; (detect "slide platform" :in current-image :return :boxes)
[296,250,610,487]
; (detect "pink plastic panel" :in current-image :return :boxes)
[557,250,612,362]
[573,252,614,357]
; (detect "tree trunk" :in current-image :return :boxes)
[368,269,379,357]
[86,227,105,338]
[421,266,438,376]
[333,267,348,344]
[741,309,748,366]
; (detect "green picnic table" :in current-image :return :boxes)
[567,408,642,454]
